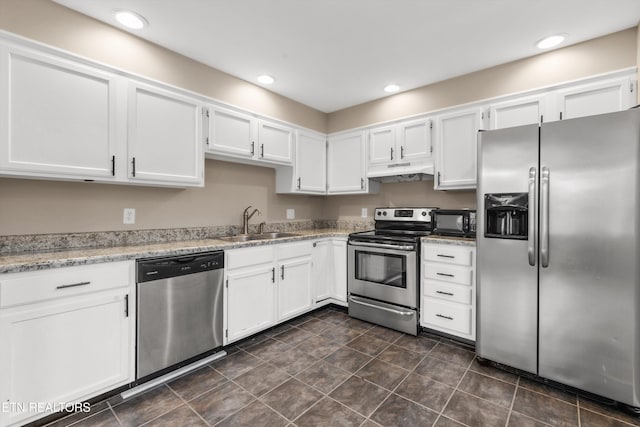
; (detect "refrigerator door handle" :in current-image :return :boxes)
[528,167,537,266]
[540,166,550,268]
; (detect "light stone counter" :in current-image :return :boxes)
[0,229,349,274]
[423,235,476,246]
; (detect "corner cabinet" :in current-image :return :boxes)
[421,241,476,342]
[434,107,484,190]
[327,131,379,194]
[275,129,326,194]
[0,262,135,427]
[0,43,121,181]
[312,237,347,306]
[127,81,203,186]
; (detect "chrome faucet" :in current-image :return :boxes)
[242,206,261,234]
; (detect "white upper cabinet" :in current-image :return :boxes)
[488,94,547,129]
[367,117,433,177]
[327,131,379,194]
[0,45,121,180]
[257,120,293,165]
[127,81,203,186]
[434,107,483,190]
[552,76,635,121]
[295,130,326,193]
[207,106,255,159]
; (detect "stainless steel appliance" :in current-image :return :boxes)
[477,109,640,410]
[348,207,436,335]
[430,209,476,237]
[136,251,224,380]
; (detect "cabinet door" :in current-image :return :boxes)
[0,46,119,180]
[399,118,432,161]
[554,76,635,121]
[127,82,203,186]
[0,290,131,427]
[327,131,367,194]
[208,107,255,159]
[226,265,276,343]
[368,125,396,165]
[312,240,332,303]
[332,239,347,302]
[295,131,326,193]
[257,120,293,165]
[489,95,546,129]
[278,257,312,320]
[435,108,483,190]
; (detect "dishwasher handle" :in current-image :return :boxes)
[137,251,224,283]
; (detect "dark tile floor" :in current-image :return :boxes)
[44,306,640,427]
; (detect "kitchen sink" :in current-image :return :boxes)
[218,232,298,242]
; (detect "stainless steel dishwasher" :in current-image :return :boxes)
[136,251,224,380]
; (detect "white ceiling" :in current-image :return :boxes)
[54,0,640,113]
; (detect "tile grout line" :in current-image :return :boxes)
[503,375,521,427]
[432,347,475,426]
[165,383,214,427]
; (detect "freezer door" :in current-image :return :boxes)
[476,124,539,374]
[539,109,640,406]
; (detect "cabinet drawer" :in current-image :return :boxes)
[423,244,474,266]
[226,246,275,270]
[423,280,471,304]
[422,297,471,335]
[424,262,472,286]
[278,241,313,260]
[0,261,132,308]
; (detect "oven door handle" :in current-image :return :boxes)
[348,241,415,251]
[349,296,415,316]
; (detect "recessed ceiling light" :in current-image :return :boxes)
[257,75,275,85]
[536,34,566,50]
[384,84,400,93]
[114,10,148,30]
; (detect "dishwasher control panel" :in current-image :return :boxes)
[136,251,224,283]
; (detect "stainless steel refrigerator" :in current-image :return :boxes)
[476,108,640,408]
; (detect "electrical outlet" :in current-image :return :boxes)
[286,209,295,219]
[361,208,368,218]
[123,208,136,225]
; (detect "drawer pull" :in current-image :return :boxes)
[437,254,455,259]
[436,291,454,296]
[56,281,91,290]
[436,313,453,321]
[437,272,455,278]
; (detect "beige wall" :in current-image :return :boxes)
[0,0,327,133]
[0,160,325,235]
[322,182,476,219]
[328,28,638,132]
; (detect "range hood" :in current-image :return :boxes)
[367,161,434,183]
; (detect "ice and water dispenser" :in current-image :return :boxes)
[484,193,528,239]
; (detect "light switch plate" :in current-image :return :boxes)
[361,208,368,218]
[123,208,136,224]
[286,209,295,219]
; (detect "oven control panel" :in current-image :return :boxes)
[374,207,437,222]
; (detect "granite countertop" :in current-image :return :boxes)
[423,235,477,246]
[0,229,349,274]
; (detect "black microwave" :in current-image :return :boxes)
[430,209,476,237]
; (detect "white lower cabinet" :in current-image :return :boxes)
[311,237,348,305]
[224,241,313,344]
[0,262,134,427]
[421,241,476,342]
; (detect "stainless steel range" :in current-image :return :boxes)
[347,207,436,335]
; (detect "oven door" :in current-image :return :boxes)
[347,241,417,308]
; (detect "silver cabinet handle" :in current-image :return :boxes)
[436,314,453,320]
[390,147,394,160]
[280,265,285,280]
[297,177,301,189]
[250,141,255,155]
[349,241,415,251]
[56,281,90,290]
[349,296,414,316]
[260,144,264,158]
[436,272,454,278]
[437,254,454,259]
[131,157,136,177]
[437,171,441,186]
[540,166,550,268]
[400,146,404,159]
[528,166,537,266]
[111,155,115,176]
[360,177,364,190]
[271,267,275,283]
